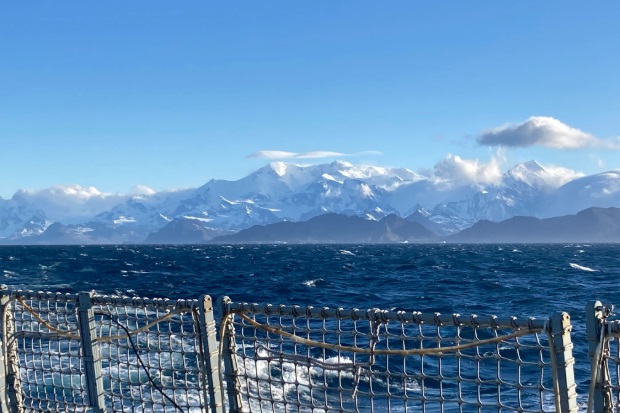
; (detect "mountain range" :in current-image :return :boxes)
[447,207,620,243]
[210,213,437,244]
[210,207,620,244]
[1,160,620,244]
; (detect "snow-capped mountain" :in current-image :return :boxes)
[164,161,413,230]
[543,170,620,217]
[177,161,416,221]
[438,161,581,223]
[1,160,619,244]
[0,199,49,238]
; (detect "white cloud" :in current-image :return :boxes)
[247,150,381,159]
[132,185,157,195]
[17,185,110,201]
[433,153,503,186]
[296,151,347,159]
[247,150,300,159]
[5,183,198,226]
[355,150,383,156]
[427,153,583,194]
[477,116,618,149]
[12,185,130,223]
[539,165,584,188]
[49,185,106,199]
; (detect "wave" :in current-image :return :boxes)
[239,344,421,412]
[569,263,598,272]
[302,278,323,287]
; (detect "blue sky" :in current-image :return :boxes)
[1,1,619,198]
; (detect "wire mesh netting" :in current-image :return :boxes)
[9,292,86,412]
[224,303,558,413]
[0,289,577,413]
[92,296,207,413]
[2,291,211,413]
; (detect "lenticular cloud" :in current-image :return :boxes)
[247,150,382,160]
[478,116,598,149]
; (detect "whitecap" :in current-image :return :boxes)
[302,278,323,287]
[569,263,598,272]
[339,249,355,256]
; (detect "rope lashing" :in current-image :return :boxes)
[14,296,186,344]
[234,312,542,356]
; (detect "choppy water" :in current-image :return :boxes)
[2,243,620,409]
[2,244,618,316]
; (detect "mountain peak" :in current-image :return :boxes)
[1,159,614,244]
[502,160,583,191]
[266,161,289,176]
[330,160,353,168]
[503,160,549,186]
[511,160,545,173]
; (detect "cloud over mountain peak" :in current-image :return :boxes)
[478,116,600,150]
[0,159,618,244]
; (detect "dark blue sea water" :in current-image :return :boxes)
[1,243,620,405]
[2,244,618,317]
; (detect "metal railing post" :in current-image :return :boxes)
[77,292,106,412]
[216,296,244,413]
[549,311,579,412]
[586,300,613,413]
[198,295,225,413]
[0,285,22,413]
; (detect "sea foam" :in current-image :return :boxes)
[302,278,323,287]
[569,263,598,272]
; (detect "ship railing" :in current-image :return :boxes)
[0,287,221,413]
[0,285,581,412]
[220,298,577,413]
[584,300,620,413]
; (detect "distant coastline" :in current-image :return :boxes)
[2,206,619,245]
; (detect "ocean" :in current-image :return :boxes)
[2,243,619,410]
[2,244,617,316]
